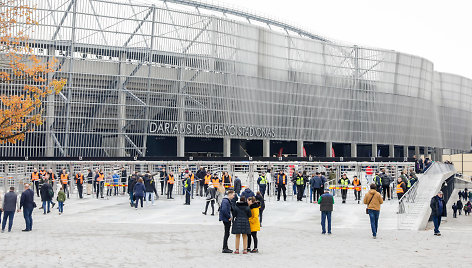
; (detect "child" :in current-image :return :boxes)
[247,196,260,253]
[57,186,66,215]
[452,203,458,218]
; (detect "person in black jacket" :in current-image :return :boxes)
[202,184,217,215]
[19,184,35,232]
[233,177,242,196]
[128,174,137,207]
[380,168,392,201]
[121,167,127,195]
[40,179,53,214]
[430,191,447,236]
[143,172,157,206]
[159,167,167,195]
[196,167,206,196]
[219,190,235,253]
[232,196,252,254]
[86,169,93,195]
[184,174,191,205]
[457,199,463,215]
[255,191,265,226]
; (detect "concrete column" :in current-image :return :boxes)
[263,139,270,157]
[297,140,304,157]
[389,144,395,158]
[177,136,185,157]
[45,46,56,157]
[423,147,429,159]
[415,146,420,158]
[403,146,409,158]
[350,143,357,158]
[437,148,443,162]
[223,138,231,157]
[117,52,127,157]
[371,144,378,158]
[326,142,332,157]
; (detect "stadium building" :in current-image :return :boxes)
[1,0,471,159]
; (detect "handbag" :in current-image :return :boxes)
[366,193,375,214]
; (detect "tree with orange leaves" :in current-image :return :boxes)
[0,1,66,143]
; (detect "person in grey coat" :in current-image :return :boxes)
[2,187,18,232]
[232,196,252,254]
[233,176,242,196]
[202,184,217,216]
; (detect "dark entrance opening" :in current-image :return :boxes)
[185,137,222,157]
[332,143,351,157]
[357,144,372,157]
[146,136,176,157]
[304,142,326,157]
[377,145,389,157]
[270,140,296,157]
[231,139,263,157]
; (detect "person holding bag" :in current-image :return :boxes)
[364,183,383,239]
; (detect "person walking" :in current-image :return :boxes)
[60,169,70,199]
[121,167,127,195]
[457,199,463,215]
[112,172,120,196]
[75,171,84,199]
[373,171,382,194]
[257,172,268,197]
[318,188,334,234]
[219,190,235,253]
[57,186,66,215]
[255,191,265,226]
[247,196,260,253]
[275,170,287,201]
[338,174,350,204]
[159,168,167,196]
[295,171,305,201]
[233,176,242,197]
[464,201,472,215]
[167,172,175,199]
[364,184,383,239]
[352,176,362,204]
[452,203,458,218]
[19,184,35,232]
[1,187,17,232]
[396,177,407,200]
[312,172,324,202]
[203,172,211,194]
[128,174,137,207]
[144,171,157,206]
[40,179,53,214]
[202,183,216,216]
[86,169,93,195]
[48,169,57,193]
[133,178,146,209]
[430,191,447,236]
[232,196,252,254]
[380,168,392,201]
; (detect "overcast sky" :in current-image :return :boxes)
[214,0,472,79]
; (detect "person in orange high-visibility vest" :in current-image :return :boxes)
[95,170,105,199]
[222,172,232,188]
[48,169,56,188]
[39,167,47,182]
[75,172,84,199]
[352,176,362,203]
[396,177,407,200]
[189,172,195,199]
[31,168,41,197]
[204,172,211,193]
[167,172,175,199]
[212,174,220,189]
[275,170,287,201]
[60,169,70,199]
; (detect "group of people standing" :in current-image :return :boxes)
[452,188,472,217]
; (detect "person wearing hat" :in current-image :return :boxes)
[430,191,447,236]
[202,182,216,215]
[338,174,350,203]
[317,188,334,234]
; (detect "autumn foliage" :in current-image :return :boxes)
[0,0,66,143]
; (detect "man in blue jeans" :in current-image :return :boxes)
[364,184,383,239]
[19,184,35,232]
[2,187,18,232]
[318,189,334,234]
[430,191,447,236]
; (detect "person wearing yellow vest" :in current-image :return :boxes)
[204,172,211,193]
[257,173,268,197]
[338,174,350,203]
[60,169,70,199]
[352,176,362,204]
[188,171,195,199]
[275,170,287,201]
[295,171,305,201]
[396,177,407,200]
[75,171,84,199]
[184,174,192,205]
[31,168,40,197]
[167,172,175,199]
[95,170,105,199]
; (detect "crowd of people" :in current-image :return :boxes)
[452,188,472,217]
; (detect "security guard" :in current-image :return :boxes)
[352,175,362,203]
[31,168,40,197]
[396,177,407,200]
[257,172,268,197]
[188,171,195,199]
[95,170,105,199]
[373,171,383,193]
[222,172,232,188]
[295,171,305,201]
[338,174,350,203]
[75,171,84,199]
[60,169,70,199]
[211,173,221,189]
[167,172,175,199]
[275,170,287,201]
[204,172,212,193]
[184,174,191,205]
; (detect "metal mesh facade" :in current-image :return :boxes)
[1,0,471,157]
